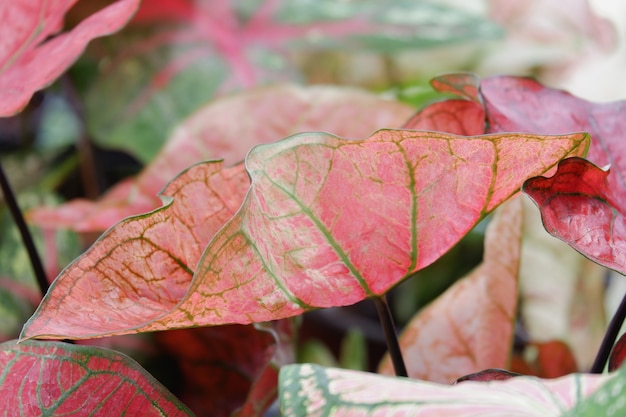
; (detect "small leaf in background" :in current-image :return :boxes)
[153,323,289,417]
[379,196,523,383]
[517,196,606,371]
[0,340,192,416]
[23,161,250,339]
[511,340,579,378]
[454,368,521,383]
[609,333,626,372]
[21,129,587,340]
[0,0,140,116]
[28,85,415,232]
[279,363,612,417]
[523,158,626,275]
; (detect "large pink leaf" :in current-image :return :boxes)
[379,196,522,383]
[278,363,611,417]
[22,130,588,339]
[27,85,414,232]
[0,340,192,416]
[0,0,140,116]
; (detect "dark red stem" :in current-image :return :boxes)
[373,295,408,377]
[591,288,626,373]
[0,160,49,296]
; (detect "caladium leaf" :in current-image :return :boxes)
[0,0,140,116]
[22,129,588,339]
[378,196,523,383]
[523,158,625,274]
[426,74,626,273]
[23,161,250,339]
[28,85,415,232]
[0,339,192,416]
[278,363,612,417]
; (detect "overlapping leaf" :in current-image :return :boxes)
[28,85,414,232]
[379,196,523,383]
[22,129,588,339]
[278,363,612,417]
[424,73,626,273]
[0,340,192,416]
[0,0,140,116]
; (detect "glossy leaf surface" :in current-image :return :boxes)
[28,85,414,232]
[0,340,192,416]
[0,0,140,116]
[379,196,523,383]
[22,130,588,339]
[279,363,611,417]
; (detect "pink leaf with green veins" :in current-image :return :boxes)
[378,196,523,383]
[23,161,250,339]
[27,85,414,232]
[279,363,612,417]
[0,340,192,416]
[0,0,140,116]
[22,130,588,339]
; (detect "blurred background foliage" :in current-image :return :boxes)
[0,0,621,384]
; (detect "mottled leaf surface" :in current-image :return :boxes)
[523,158,625,274]
[426,74,626,273]
[0,0,140,116]
[28,85,414,232]
[279,363,611,417]
[22,130,587,339]
[379,196,523,383]
[0,340,192,416]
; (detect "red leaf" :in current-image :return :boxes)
[454,368,521,383]
[28,85,414,232]
[22,130,588,339]
[379,197,523,383]
[402,99,485,135]
[153,324,283,417]
[0,340,192,416]
[428,74,626,273]
[511,340,579,378]
[522,157,626,274]
[0,0,140,116]
[609,333,626,372]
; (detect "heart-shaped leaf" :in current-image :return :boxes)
[22,130,588,340]
[379,196,523,383]
[0,0,140,116]
[28,85,415,232]
[0,340,192,416]
[279,363,612,417]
